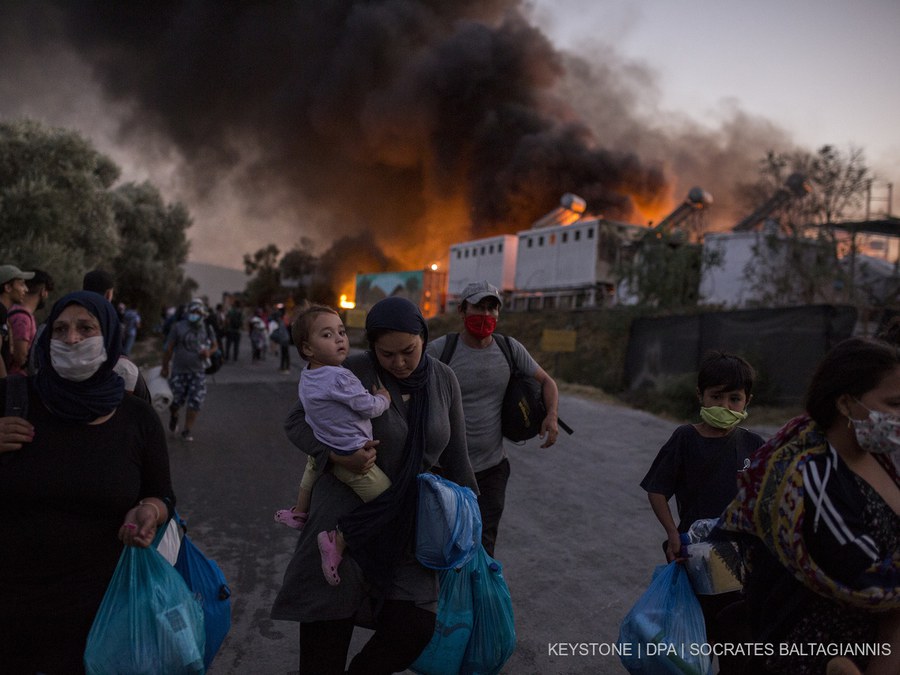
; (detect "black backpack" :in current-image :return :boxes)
[439,332,547,442]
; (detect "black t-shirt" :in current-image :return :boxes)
[0,379,174,619]
[640,424,765,532]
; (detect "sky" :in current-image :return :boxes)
[1,0,898,271]
[534,0,900,198]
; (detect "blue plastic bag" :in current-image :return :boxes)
[617,563,710,675]
[461,546,516,675]
[410,565,475,675]
[173,513,232,670]
[84,543,206,674]
[416,472,482,570]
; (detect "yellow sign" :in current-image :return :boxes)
[540,329,577,353]
[344,308,368,329]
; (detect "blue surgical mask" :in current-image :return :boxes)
[188,312,202,323]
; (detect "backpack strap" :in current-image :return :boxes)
[441,332,515,372]
[438,332,460,364]
[7,307,30,320]
[492,333,516,373]
[4,373,28,418]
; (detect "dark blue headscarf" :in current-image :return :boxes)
[34,291,125,422]
[341,295,432,589]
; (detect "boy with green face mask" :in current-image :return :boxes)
[640,350,765,674]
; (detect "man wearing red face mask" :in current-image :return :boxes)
[428,281,559,556]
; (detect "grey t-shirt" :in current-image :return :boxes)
[165,320,215,374]
[427,333,538,472]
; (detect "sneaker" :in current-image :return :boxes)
[181,430,194,442]
[168,414,178,433]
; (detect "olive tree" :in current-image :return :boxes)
[0,119,120,297]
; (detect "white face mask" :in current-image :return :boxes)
[50,335,108,382]
[851,400,900,455]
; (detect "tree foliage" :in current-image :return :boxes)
[616,231,718,309]
[242,243,283,309]
[0,119,120,297]
[240,238,344,309]
[110,181,193,326]
[737,145,871,306]
[0,118,193,324]
[739,145,870,229]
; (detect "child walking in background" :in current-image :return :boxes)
[249,316,268,362]
[273,305,391,586]
[640,351,766,675]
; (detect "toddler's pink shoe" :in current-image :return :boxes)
[274,507,308,530]
[317,530,342,586]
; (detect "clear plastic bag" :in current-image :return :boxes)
[416,472,482,570]
[683,518,744,595]
[617,563,710,675]
[84,544,206,675]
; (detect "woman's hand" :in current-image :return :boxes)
[118,500,164,547]
[331,440,380,474]
[0,416,34,453]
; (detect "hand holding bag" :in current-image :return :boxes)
[83,537,206,675]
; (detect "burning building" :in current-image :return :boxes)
[446,189,713,311]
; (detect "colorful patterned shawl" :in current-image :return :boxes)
[720,414,900,610]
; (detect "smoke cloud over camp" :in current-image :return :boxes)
[0,1,796,287]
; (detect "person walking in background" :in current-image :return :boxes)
[640,351,765,674]
[426,280,559,557]
[268,313,281,359]
[161,299,218,441]
[8,268,53,375]
[212,303,227,352]
[277,306,293,373]
[721,337,899,675]
[224,300,243,362]
[121,305,141,356]
[0,264,34,378]
[249,316,268,362]
[81,269,151,401]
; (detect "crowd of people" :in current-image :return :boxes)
[0,264,897,674]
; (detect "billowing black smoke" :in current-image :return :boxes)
[4,0,668,279]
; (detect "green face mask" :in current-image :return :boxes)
[700,406,748,430]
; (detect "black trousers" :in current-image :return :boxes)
[474,457,511,558]
[298,599,435,675]
[224,331,240,361]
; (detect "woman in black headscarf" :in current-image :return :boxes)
[273,296,477,675]
[0,291,175,674]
